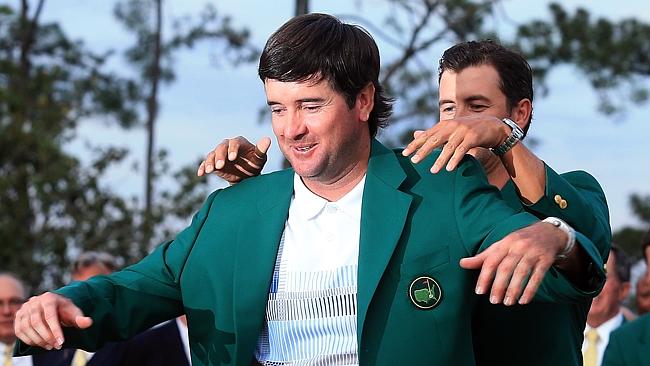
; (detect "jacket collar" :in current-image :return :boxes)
[232,139,413,362]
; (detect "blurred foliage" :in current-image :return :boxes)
[339,0,650,146]
[0,0,252,292]
[515,3,650,116]
[113,0,258,252]
[0,0,140,291]
[613,194,650,259]
[342,0,501,146]
[2,0,649,291]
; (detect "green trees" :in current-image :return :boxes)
[113,0,256,252]
[613,194,650,258]
[1,0,648,291]
[0,1,140,289]
[0,1,255,291]
[337,1,650,144]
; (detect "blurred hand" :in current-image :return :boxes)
[402,116,509,173]
[460,221,567,306]
[14,292,92,350]
[197,136,271,184]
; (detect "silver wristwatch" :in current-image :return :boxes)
[490,118,524,156]
[542,217,576,261]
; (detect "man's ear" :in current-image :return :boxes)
[357,83,375,122]
[511,98,532,131]
[620,282,632,302]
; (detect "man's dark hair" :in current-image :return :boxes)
[641,229,650,261]
[610,245,632,283]
[438,40,534,136]
[258,13,393,138]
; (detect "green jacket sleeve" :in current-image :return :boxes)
[453,157,602,303]
[528,164,611,260]
[528,165,610,296]
[16,190,222,355]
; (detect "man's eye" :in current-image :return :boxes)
[470,104,488,111]
[303,105,322,112]
[270,107,284,114]
[440,106,455,113]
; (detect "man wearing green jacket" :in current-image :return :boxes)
[414,41,611,366]
[602,312,650,366]
[14,14,604,366]
[204,40,611,365]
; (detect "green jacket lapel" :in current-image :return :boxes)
[233,169,294,364]
[231,140,414,360]
[357,140,413,344]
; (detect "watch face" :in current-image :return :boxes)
[502,118,524,139]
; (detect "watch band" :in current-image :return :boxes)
[490,118,524,156]
[542,217,576,261]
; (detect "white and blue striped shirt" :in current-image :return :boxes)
[255,174,365,365]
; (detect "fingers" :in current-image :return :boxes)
[255,136,271,156]
[403,125,449,163]
[28,297,61,349]
[413,135,444,165]
[17,312,48,348]
[459,253,485,270]
[43,303,65,348]
[430,137,456,173]
[463,222,566,305]
[444,141,472,172]
[503,260,532,306]
[197,140,228,176]
[199,136,269,183]
[402,122,472,173]
[473,247,507,297]
[74,315,93,329]
[519,267,547,304]
[14,293,77,350]
[212,141,229,170]
[488,254,521,304]
[227,138,241,161]
[402,132,430,159]
[197,161,206,177]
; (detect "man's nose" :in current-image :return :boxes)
[454,106,471,118]
[284,111,307,140]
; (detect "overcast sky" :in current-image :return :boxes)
[37,0,650,231]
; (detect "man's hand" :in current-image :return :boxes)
[14,292,92,350]
[460,221,568,306]
[197,136,271,184]
[402,116,509,173]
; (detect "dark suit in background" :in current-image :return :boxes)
[118,320,190,366]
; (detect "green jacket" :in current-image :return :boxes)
[473,166,611,366]
[17,140,605,365]
[602,313,650,366]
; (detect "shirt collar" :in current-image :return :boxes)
[1,341,14,356]
[585,311,624,343]
[292,173,366,221]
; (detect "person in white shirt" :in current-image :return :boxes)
[0,273,31,366]
[583,246,632,366]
